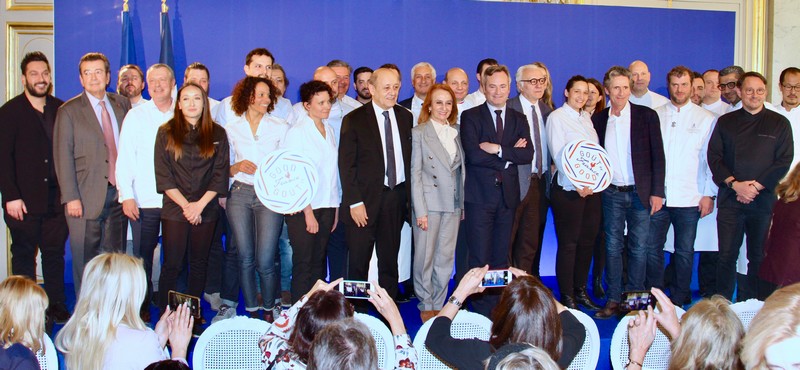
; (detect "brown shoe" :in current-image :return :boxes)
[420,310,438,323]
[595,301,620,319]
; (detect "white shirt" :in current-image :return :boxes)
[215,95,293,127]
[605,102,635,186]
[282,114,340,209]
[373,105,406,187]
[116,100,174,208]
[225,114,288,185]
[208,97,220,119]
[410,95,424,126]
[546,104,599,191]
[288,98,357,143]
[775,102,800,171]
[131,97,149,108]
[341,94,360,107]
[519,95,548,174]
[462,89,485,112]
[629,89,669,109]
[701,99,729,117]
[431,119,459,161]
[272,96,293,120]
[655,102,716,207]
[86,93,121,145]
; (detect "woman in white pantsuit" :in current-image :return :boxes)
[410,84,465,323]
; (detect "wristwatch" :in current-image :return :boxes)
[448,295,463,308]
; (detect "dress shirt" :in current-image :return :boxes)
[131,97,149,108]
[605,102,635,186]
[374,106,406,187]
[208,97,220,119]
[410,94,424,126]
[272,96,292,120]
[655,102,716,207]
[282,113,340,209]
[116,100,174,208]
[546,104,599,191]
[774,102,800,172]
[629,89,669,109]
[432,119,459,161]
[701,99,729,117]
[341,94,361,107]
[225,114,288,185]
[486,102,513,168]
[462,90,485,114]
[288,98,357,143]
[518,95,548,174]
[86,93,121,145]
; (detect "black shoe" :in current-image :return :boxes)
[46,302,71,324]
[595,301,620,319]
[560,295,578,310]
[592,276,606,300]
[575,287,602,310]
[395,289,413,303]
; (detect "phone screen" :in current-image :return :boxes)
[481,270,511,288]
[340,280,372,299]
[168,290,201,318]
[620,291,656,311]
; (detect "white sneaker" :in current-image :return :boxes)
[204,292,222,312]
[211,304,236,324]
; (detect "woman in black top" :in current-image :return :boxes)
[426,266,586,369]
[154,83,229,312]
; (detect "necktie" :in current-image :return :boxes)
[495,110,504,183]
[383,111,396,189]
[531,105,543,176]
[99,101,117,185]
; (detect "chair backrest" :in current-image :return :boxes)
[566,309,600,370]
[412,310,493,370]
[193,316,271,370]
[35,333,58,370]
[729,299,764,331]
[354,313,395,369]
[610,307,685,370]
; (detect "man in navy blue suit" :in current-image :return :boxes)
[460,65,533,316]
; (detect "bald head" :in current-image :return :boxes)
[445,68,469,101]
[629,60,652,96]
[314,66,339,98]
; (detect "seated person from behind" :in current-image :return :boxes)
[307,318,379,370]
[0,276,49,370]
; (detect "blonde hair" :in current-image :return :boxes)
[0,276,48,353]
[56,253,148,370]
[741,283,800,370]
[775,163,800,202]
[668,296,744,370]
[486,346,561,370]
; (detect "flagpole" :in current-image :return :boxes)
[119,0,136,67]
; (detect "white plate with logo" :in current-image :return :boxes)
[561,139,613,192]
[254,149,319,214]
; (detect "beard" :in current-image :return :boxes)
[25,80,51,98]
[357,88,372,100]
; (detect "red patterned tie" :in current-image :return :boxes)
[99,101,117,185]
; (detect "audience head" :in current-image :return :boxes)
[629,60,652,96]
[563,75,589,112]
[231,76,276,116]
[702,69,722,103]
[691,71,706,105]
[313,66,340,99]
[300,80,335,122]
[778,67,800,109]
[307,318,377,370]
[144,360,191,370]
[369,67,401,110]
[585,78,606,113]
[21,51,52,97]
[603,66,633,110]
[419,83,458,125]
[669,296,744,370]
[244,47,274,78]
[146,63,176,103]
[483,65,511,108]
[718,65,745,105]
[742,283,800,370]
[476,58,499,91]
[776,161,800,202]
[327,59,352,98]
[445,67,469,102]
[666,65,693,107]
[288,290,354,363]
[489,275,562,361]
[184,62,211,93]
[0,276,48,353]
[411,62,436,99]
[117,63,144,99]
[271,63,288,97]
[484,343,560,370]
[353,66,373,101]
[79,52,111,99]
[738,71,768,113]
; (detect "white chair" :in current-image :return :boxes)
[34,333,58,370]
[567,309,600,370]
[729,299,764,331]
[354,313,395,369]
[193,316,271,370]
[609,307,685,370]
[412,310,493,370]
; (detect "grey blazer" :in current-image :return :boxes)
[410,121,465,217]
[507,95,553,200]
[54,91,131,219]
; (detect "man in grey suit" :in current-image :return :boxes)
[54,52,131,293]
[507,63,554,280]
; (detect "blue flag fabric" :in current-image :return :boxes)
[159,11,174,69]
[120,10,136,67]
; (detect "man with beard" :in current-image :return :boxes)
[353,66,373,105]
[629,60,669,109]
[691,71,706,106]
[117,64,147,108]
[400,62,436,125]
[774,67,800,171]
[0,51,71,324]
[649,66,716,306]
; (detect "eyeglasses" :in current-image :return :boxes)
[717,82,737,90]
[782,84,800,92]
[521,77,547,86]
[743,88,766,96]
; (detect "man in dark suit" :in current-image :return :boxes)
[461,65,533,316]
[54,52,131,294]
[592,65,665,318]
[506,62,555,282]
[0,51,70,322]
[339,67,412,301]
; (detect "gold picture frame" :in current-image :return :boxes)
[6,0,53,11]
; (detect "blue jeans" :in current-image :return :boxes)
[278,222,293,292]
[602,187,651,303]
[227,182,284,311]
[647,206,699,304]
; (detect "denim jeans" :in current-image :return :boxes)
[278,222,293,292]
[647,206,699,304]
[227,182,284,311]
[602,187,651,303]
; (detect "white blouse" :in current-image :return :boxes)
[282,113,340,209]
[225,113,289,185]
[546,104,600,192]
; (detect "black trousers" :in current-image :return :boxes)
[510,176,548,275]
[551,185,602,298]
[716,207,773,301]
[130,207,161,308]
[326,220,348,281]
[159,218,216,309]
[286,208,335,302]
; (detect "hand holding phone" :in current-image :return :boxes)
[168,290,201,318]
[338,280,372,299]
[620,291,657,311]
[480,270,513,288]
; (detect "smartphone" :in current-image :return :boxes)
[168,290,201,318]
[480,270,513,288]
[620,291,657,311]
[338,280,372,299]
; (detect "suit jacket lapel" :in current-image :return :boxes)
[79,92,105,138]
[107,93,127,129]
[366,102,385,170]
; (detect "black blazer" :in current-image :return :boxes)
[339,101,412,226]
[398,97,413,110]
[592,103,665,206]
[507,95,554,200]
[461,102,534,209]
[0,94,64,213]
